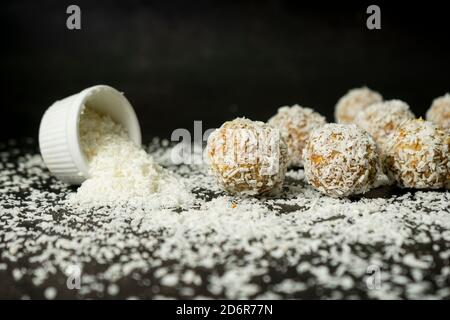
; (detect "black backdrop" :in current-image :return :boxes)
[1,0,449,140]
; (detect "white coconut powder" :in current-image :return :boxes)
[0,138,449,299]
[69,107,192,209]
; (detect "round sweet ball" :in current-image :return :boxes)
[335,87,383,124]
[267,105,327,167]
[303,123,382,197]
[355,100,416,149]
[207,117,289,196]
[426,93,450,129]
[385,119,450,189]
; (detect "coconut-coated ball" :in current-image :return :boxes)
[426,93,450,130]
[355,100,416,150]
[268,105,327,167]
[385,119,450,189]
[303,124,382,197]
[207,117,288,196]
[335,87,383,124]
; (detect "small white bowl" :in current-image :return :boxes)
[38,85,142,185]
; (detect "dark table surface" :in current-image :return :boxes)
[0,138,449,299]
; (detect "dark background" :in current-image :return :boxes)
[1,0,449,141]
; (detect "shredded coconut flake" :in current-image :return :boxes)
[355,99,416,151]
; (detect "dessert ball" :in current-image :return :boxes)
[303,123,382,197]
[426,93,450,129]
[385,119,450,189]
[207,117,288,196]
[335,87,383,124]
[268,105,327,167]
[355,100,416,150]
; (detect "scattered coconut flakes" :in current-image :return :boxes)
[426,93,450,129]
[0,138,449,299]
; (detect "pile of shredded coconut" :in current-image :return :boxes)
[1,138,450,299]
[69,107,192,208]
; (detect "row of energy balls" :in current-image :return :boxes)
[206,88,450,197]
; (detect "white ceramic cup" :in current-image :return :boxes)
[39,85,142,185]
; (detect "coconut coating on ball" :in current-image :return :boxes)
[335,87,383,124]
[268,105,327,167]
[303,124,382,197]
[426,93,450,130]
[207,118,288,196]
[385,119,450,189]
[355,100,416,151]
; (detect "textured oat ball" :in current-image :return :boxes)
[426,93,450,129]
[335,87,383,124]
[355,100,416,150]
[267,105,327,167]
[385,119,450,189]
[303,124,382,197]
[207,118,288,196]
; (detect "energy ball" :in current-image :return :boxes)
[426,93,450,129]
[335,87,383,124]
[268,105,327,167]
[385,119,450,189]
[303,123,382,197]
[355,100,416,150]
[207,117,288,196]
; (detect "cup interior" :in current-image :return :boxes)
[81,86,141,145]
